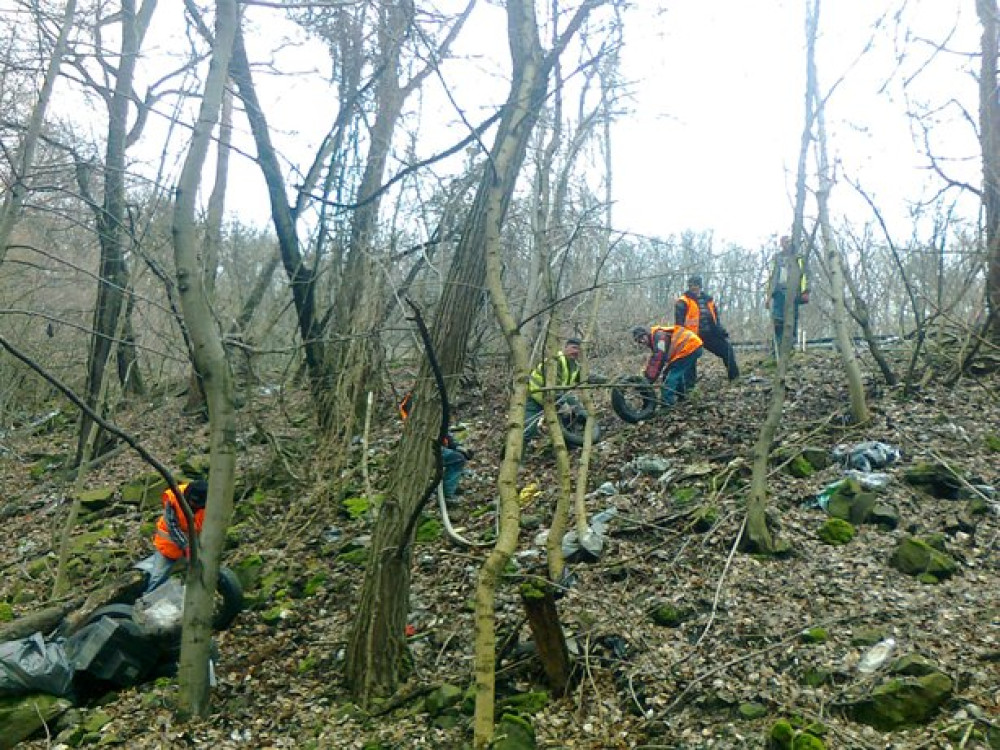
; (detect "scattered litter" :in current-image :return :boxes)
[133,578,185,638]
[857,637,896,673]
[627,456,671,476]
[844,470,893,490]
[562,508,617,563]
[0,632,74,698]
[831,441,900,472]
[595,481,618,496]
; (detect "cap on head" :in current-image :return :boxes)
[687,275,703,288]
[631,325,647,342]
[565,337,582,348]
[185,480,209,509]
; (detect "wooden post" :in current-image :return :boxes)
[519,580,571,695]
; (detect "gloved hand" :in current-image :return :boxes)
[460,447,474,460]
[798,291,810,304]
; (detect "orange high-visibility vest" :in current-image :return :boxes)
[651,325,703,363]
[678,295,718,334]
[153,482,205,561]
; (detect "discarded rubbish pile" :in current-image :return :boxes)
[0,571,242,748]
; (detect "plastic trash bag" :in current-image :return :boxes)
[133,578,185,638]
[844,470,892,490]
[0,632,74,698]
[562,508,617,563]
[831,441,900,472]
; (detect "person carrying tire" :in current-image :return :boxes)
[136,480,208,592]
[524,337,584,443]
[675,275,739,381]
[631,324,703,407]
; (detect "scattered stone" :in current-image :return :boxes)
[889,537,957,579]
[738,701,769,720]
[493,713,536,750]
[424,684,463,716]
[0,693,72,749]
[817,518,854,545]
[847,672,953,730]
[903,462,963,500]
[800,627,829,644]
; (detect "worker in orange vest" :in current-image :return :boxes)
[674,275,739,380]
[631,324,703,407]
[136,480,208,591]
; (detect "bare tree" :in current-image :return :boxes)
[976,0,1000,347]
[170,0,239,718]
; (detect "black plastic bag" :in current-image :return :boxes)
[0,632,74,698]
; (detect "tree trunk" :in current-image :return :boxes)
[979,0,1000,344]
[76,0,157,465]
[229,23,325,399]
[812,22,870,421]
[171,0,239,718]
[519,582,571,695]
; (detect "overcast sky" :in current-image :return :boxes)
[131,0,983,252]
[610,0,982,248]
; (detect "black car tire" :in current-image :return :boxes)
[611,375,657,423]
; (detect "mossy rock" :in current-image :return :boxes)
[889,537,957,579]
[78,487,116,513]
[769,720,794,749]
[851,627,887,647]
[848,672,953,730]
[869,503,899,530]
[786,454,815,479]
[83,709,112,733]
[0,694,73,748]
[817,518,854,545]
[967,497,989,516]
[0,602,13,622]
[800,627,829,644]
[800,446,831,470]
[69,524,119,555]
[738,702,769,720]
[493,713,536,750]
[889,654,938,677]
[984,433,1000,453]
[903,462,963,499]
[232,554,265,591]
[827,489,876,525]
[424,684,463,716]
[650,603,689,628]
[341,496,372,520]
[261,603,292,626]
[768,719,826,749]
[120,473,167,507]
[496,690,549,716]
[29,454,65,479]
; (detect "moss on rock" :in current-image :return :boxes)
[818,518,854,545]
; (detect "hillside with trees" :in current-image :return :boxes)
[1,1,998,749]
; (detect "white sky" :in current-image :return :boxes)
[119,0,984,251]
[610,0,982,248]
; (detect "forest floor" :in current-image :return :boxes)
[1,346,998,750]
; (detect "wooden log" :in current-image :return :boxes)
[0,603,77,642]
